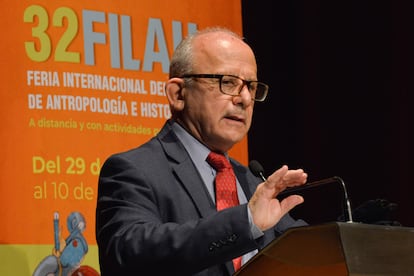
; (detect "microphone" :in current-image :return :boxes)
[248,160,354,223]
[248,160,267,182]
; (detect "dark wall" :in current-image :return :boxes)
[242,1,414,226]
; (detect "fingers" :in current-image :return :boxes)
[248,165,308,231]
[280,195,304,213]
[264,165,308,196]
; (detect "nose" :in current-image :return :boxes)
[233,84,253,107]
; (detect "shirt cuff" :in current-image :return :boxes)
[247,205,264,239]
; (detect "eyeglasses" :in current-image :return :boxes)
[181,74,269,102]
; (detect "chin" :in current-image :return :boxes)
[225,132,245,144]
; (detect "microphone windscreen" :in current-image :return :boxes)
[249,160,264,177]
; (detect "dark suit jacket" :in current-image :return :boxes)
[96,120,306,276]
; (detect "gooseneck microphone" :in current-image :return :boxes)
[248,160,267,182]
[248,160,353,223]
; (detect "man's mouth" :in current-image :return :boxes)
[225,115,245,123]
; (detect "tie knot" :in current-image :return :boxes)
[207,152,232,171]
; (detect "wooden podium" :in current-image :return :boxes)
[235,222,414,275]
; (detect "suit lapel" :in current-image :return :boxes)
[157,122,217,218]
[233,161,254,200]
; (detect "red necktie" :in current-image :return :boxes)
[207,151,242,271]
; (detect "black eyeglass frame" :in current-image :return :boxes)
[180,74,269,102]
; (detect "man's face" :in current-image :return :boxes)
[179,32,258,153]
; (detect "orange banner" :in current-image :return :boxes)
[0,0,245,274]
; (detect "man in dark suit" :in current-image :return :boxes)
[96,26,308,276]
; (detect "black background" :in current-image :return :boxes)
[242,1,414,226]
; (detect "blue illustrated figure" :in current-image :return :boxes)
[60,212,89,275]
[33,211,90,276]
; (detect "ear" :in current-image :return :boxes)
[165,78,185,112]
